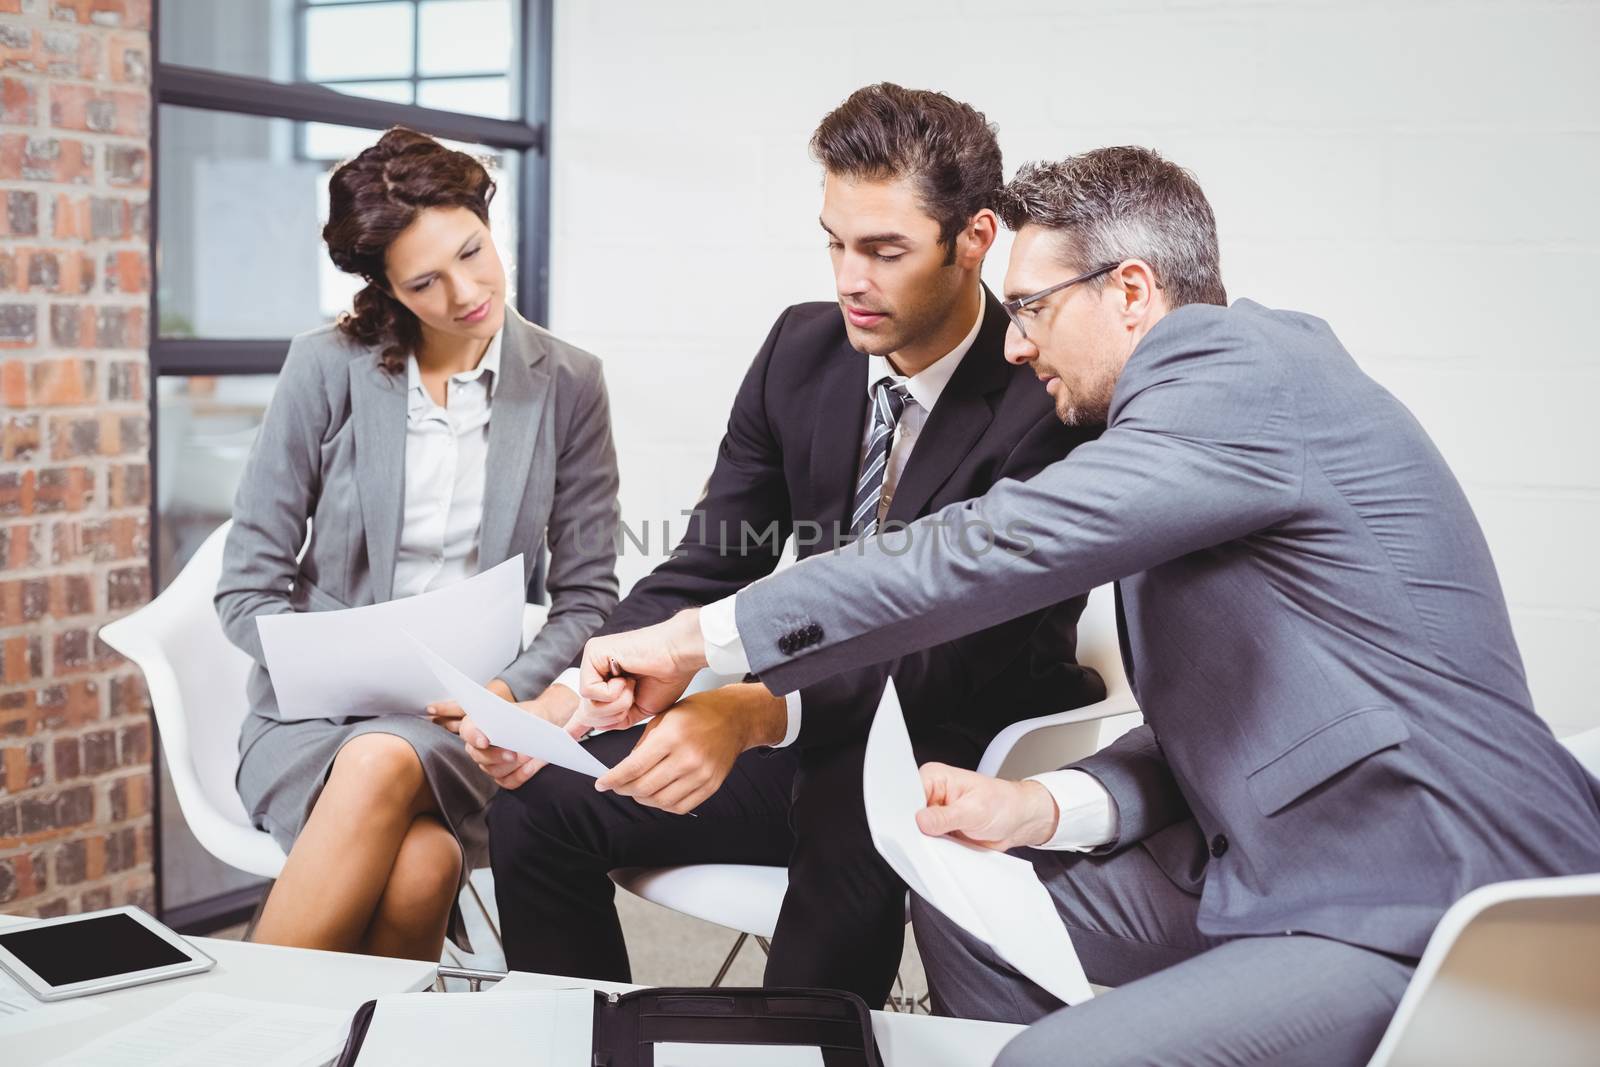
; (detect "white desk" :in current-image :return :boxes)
[2,913,1025,1066]
[1,914,434,1065]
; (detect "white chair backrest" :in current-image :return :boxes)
[1366,727,1600,1066]
[1364,873,1600,1067]
[1075,584,1129,704]
[977,585,1141,780]
[1562,725,1600,778]
[98,521,256,829]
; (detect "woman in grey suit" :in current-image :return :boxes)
[215,128,620,960]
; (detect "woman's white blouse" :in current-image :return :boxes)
[393,329,504,598]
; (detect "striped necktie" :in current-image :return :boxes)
[851,377,911,538]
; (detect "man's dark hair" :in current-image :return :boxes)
[810,83,1002,261]
[997,147,1227,308]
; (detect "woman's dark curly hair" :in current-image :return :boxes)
[323,127,497,374]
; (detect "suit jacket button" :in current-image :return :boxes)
[1210,834,1229,859]
[778,636,794,654]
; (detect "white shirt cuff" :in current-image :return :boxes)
[699,594,751,676]
[553,667,581,696]
[771,690,802,748]
[1029,769,1119,851]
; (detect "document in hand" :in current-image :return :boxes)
[864,679,1094,1006]
[255,556,525,721]
[407,635,610,778]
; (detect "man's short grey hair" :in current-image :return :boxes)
[997,147,1227,308]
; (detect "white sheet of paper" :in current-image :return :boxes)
[0,967,107,1037]
[864,679,1093,1006]
[407,635,610,778]
[653,1042,825,1067]
[40,992,348,1067]
[256,555,525,720]
[355,988,592,1066]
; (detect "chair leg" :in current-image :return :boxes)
[464,873,503,950]
[886,969,921,1013]
[710,932,749,988]
[711,933,923,1011]
[745,935,922,1013]
[242,882,272,942]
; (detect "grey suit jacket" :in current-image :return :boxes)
[216,309,621,718]
[734,298,1600,959]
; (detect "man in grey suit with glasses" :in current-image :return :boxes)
[575,146,1600,1065]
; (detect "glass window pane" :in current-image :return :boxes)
[303,2,415,82]
[156,374,279,579]
[159,0,527,121]
[417,76,511,120]
[419,0,511,76]
[158,105,518,341]
[160,0,292,81]
[303,120,386,163]
[155,373,280,916]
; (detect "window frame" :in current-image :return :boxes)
[292,0,521,157]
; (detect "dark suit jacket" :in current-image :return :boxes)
[738,298,1600,958]
[586,290,1104,747]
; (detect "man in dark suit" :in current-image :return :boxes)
[469,84,1102,1005]
[575,146,1600,1065]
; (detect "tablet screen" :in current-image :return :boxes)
[0,913,190,986]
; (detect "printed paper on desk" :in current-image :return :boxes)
[407,634,610,778]
[864,679,1093,1006]
[256,555,525,720]
[354,988,592,1066]
[0,968,106,1037]
[654,1042,824,1067]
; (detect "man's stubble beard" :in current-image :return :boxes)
[1056,362,1118,428]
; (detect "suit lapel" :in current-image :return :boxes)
[350,358,407,603]
[807,338,871,550]
[885,289,1010,523]
[479,312,551,569]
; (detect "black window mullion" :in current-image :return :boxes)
[516,0,551,324]
[150,339,293,377]
[410,0,421,106]
[157,64,538,150]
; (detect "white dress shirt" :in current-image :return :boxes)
[696,294,1122,849]
[557,292,987,748]
[391,329,504,599]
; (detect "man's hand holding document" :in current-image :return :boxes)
[407,636,609,778]
[255,556,525,720]
[865,679,1093,1007]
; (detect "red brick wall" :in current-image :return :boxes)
[0,0,154,917]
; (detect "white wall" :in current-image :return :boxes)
[548,0,1600,737]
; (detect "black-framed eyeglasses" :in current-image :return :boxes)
[1001,262,1120,340]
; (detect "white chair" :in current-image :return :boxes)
[97,520,503,956]
[1362,726,1600,1066]
[609,583,1142,1000]
[1363,872,1600,1067]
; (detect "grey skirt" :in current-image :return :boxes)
[235,709,497,952]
